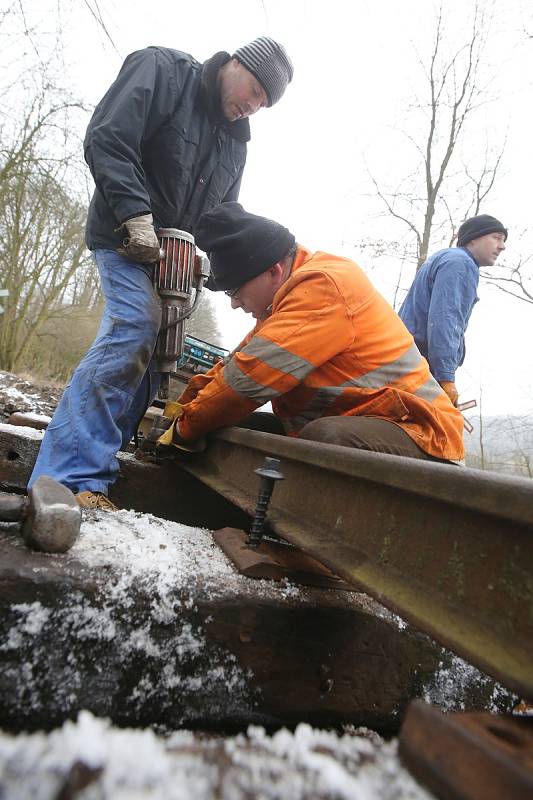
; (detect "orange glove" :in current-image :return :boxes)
[439,381,458,407]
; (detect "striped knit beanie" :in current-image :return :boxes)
[234,36,293,106]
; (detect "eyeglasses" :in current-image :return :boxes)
[224,286,241,299]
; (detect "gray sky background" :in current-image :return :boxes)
[3,0,532,416]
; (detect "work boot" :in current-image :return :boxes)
[76,491,118,512]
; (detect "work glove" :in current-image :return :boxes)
[117,213,161,264]
[439,380,459,407]
[157,402,206,454]
[163,400,184,419]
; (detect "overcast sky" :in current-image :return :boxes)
[4,0,533,416]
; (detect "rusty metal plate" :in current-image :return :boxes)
[213,527,356,591]
[399,700,533,799]
[179,427,533,701]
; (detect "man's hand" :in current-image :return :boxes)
[117,213,161,263]
[157,404,206,453]
[439,380,459,407]
[163,401,184,419]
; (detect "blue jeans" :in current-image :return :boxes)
[29,250,162,494]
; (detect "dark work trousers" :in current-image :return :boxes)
[299,416,451,463]
[237,413,451,464]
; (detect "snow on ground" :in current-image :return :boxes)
[0,711,434,800]
[0,421,45,441]
[1,507,516,727]
[0,370,62,422]
[71,508,346,606]
[0,504,439,797]
[0,371,512,797]
[21,503,399,620]
[4,509,415,735]
[423,654,516,713]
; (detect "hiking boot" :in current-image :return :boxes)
[76,491,118,512]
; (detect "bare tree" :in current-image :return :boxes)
[465,404,533,477]
[185,293,222,345]
[369,2,505,272]
[489,412,533,477]
[0,2,100,375]
[0,144,97,371]
[481,244,533,305]
[478,387,485,470]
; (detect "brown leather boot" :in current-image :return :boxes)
[76,492,118,512]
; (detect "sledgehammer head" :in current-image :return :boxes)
[22,476,81,553]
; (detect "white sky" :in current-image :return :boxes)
[3,0,533,415]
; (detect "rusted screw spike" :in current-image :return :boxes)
[247,457,284,548]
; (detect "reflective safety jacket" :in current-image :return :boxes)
[178,246,465,461]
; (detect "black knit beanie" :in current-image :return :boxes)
[457,214,508,247]
[195,202,296,291]
[233,36,293,106]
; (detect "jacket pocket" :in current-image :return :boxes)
[345,388,412,422]
[207,160,238,200]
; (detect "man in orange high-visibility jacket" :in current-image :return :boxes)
[159,202,465,462]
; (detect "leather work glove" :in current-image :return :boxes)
[163,401,184,420]
[117,213,161,263]
[439,380,459,407]
[157,403,206,454]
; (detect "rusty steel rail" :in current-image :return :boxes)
[180,427,533,701]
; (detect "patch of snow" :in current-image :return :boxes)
[423,653,517,712]
[9,602,51,635]
[14,411,51,423]
[62,602,117,641]
[70,509,388,619]
[4,386,37,402]
[277,578,302,599]
[0,711,434,800]
[0,421,45,440]
[1,508,515,726]
[488,682,520,713]
[1,511,273,723]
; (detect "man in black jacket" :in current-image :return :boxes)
[29,37,293,510]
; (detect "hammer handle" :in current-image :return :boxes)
[0,492,28,522]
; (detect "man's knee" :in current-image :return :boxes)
[117,298,162,350]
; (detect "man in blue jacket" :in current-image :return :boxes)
[29,37,293,510]
[399,214,507,406]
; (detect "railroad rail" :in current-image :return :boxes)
[182,426,533,702]
[1,420,532,701]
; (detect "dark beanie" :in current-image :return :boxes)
[457,214,508,247]
[195,202,296,291]
[233,36,293,106]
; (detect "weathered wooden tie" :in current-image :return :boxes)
[400,700,533,800]
[178,427,533,702]
[0,423,516,733]
[1,513,508,734]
